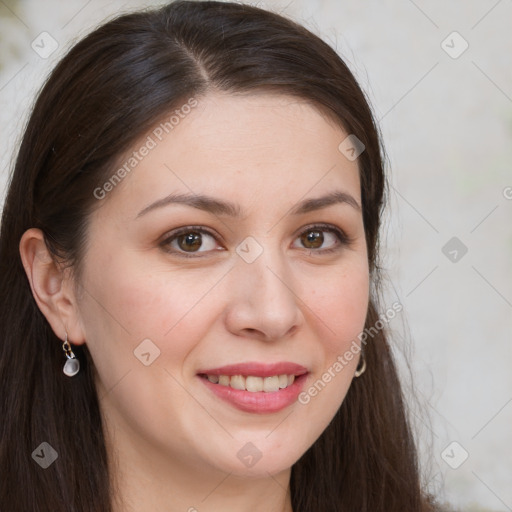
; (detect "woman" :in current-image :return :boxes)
[0,1,445,510]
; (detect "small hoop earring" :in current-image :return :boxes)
[354,351,366,378]
[62,332,80,377]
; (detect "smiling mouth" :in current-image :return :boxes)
[198,373,296,392]
[196,362,309,413]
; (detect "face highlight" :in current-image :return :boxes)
[73,92,369,485]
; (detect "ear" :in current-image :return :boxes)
[19,228,86,345]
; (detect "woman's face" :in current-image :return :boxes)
[74,92,369,479]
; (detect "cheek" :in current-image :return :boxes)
[77,257,227,439]
[79,254,226,370]
[293,263,369,441]
[303,261,370,352]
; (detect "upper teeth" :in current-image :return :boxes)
[206,374,295,392]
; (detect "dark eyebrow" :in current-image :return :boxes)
[290,191,361,215]
[136,190,361,219]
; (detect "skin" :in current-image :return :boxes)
[20,92,369,512]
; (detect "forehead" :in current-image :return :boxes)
[94,92,361,220]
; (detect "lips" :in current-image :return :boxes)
[196,362,309,414]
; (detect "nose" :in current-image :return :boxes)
[223,242,304,342]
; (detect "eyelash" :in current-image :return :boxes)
[160,223,354,259]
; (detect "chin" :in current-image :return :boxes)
[230,440,305,477]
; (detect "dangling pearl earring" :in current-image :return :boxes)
[62,332,80,377]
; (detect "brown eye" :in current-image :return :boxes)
[292,224,350,254]
[161,227,220,257]
[177,232,203,252]
[300,230,324,249]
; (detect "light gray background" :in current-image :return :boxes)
[1,1,510,510]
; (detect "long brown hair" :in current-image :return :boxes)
[0,1,440,510]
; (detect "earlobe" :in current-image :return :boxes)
[19,228,86,345]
